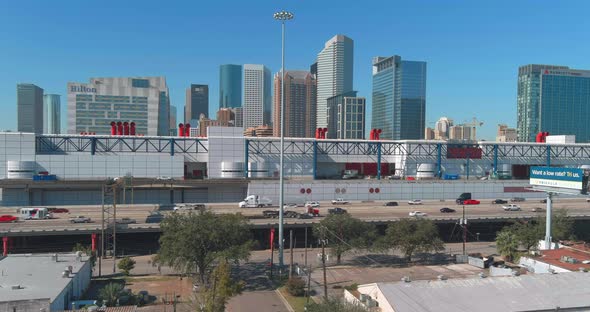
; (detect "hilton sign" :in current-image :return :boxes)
[70,85,97,93]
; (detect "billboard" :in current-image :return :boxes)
[529,167,584,190]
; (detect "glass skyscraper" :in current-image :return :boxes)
[316,35,354,129]
[219,65,243,108]
[17,83,44,134]
[516,64,590,142]
[43,94,61,134]
[185,84,209,124]
[371,56,426,140]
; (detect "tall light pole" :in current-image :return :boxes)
[274,10,293,273]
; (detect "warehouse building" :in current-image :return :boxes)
[0,253,91,311]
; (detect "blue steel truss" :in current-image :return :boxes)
[36,135,208,155]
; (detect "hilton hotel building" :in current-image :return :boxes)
[67,77,170,136]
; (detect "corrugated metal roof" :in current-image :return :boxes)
[371,272,590,312]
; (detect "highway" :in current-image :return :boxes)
[1,197,590,235]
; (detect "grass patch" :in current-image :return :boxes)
[279,286,309,312]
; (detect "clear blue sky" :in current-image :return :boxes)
[1,0,589,139]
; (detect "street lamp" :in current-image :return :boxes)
[274,10,293,273]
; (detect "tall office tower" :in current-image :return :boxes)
[67,77,170,136]
[449,125,474,141]
[17,83,44,133]
[233,107,244,128]
[517,64,590,142]
[316,35,354,128]
[307,63,318,137]
[425,127,435,140]
[243,64,271,130]
[219,64,243,108]
[273,71,317,137]
[372,55,427,140]
[43,94,61,134]
[169,105,177,135]
[185,84,209,124]
[434,117,453,140]
[326,91,365,139]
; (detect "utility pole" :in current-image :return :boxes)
[321,229,328,300]
[289,229,294,279]
[304,227,308,268]
[306,264,312,307]
[112,187,117,274]
[462,205,466,255]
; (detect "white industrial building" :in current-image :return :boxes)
[1,127,590,206]
[345,272,590,311]
[0,253,91,311]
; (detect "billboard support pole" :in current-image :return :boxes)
[544,192,553,250]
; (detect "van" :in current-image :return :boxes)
[18,207,50,220]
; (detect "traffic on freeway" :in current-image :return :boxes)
[0,197,589,232]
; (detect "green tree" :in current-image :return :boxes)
[379,218,444,262]
[117,256,136,276]
[99,283,125,307]
[510,221,543,252]
[306,298,369,312]
[196,260,244,312]
[496,228,520,262]
[313,214,376,264]
[158,211,252,284]
[539,209,574,241]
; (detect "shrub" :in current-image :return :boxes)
[286,277,306,297]
[117,256,136,276]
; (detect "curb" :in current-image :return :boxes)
[275,289,296,312]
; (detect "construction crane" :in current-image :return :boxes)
[462,117,484,141]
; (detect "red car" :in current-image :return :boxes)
[0,215,17,223]
[463,199,480,205]
[48,208,69,213]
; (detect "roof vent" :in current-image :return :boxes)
[401,276,411,283]
[11,285,22,290]
[67,265,73,272]
[62,270,70,278]
[511,270,520,276]
[478,272,487,278]
[51,254,58,262]
[548,269,556,274]
[437,275,447,280]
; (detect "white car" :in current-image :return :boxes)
[408,200,423,205]
[283,204,298,209]
[156,176,173,181]
[502,204,521,211]
[409,211,427,217]
[305,201,320,208]
[331,198,349,205]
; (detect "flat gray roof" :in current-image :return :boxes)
[0,253,89,302]
[372,272,590,312]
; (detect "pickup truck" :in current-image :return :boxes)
[116,218,137,224]
[502,204,521,211]
[70,216,91,223]
[331,198,349,205]
[328,207,347,215]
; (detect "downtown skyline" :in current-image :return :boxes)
[1,1,590,139]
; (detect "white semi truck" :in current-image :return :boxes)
[239,195,273,208]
